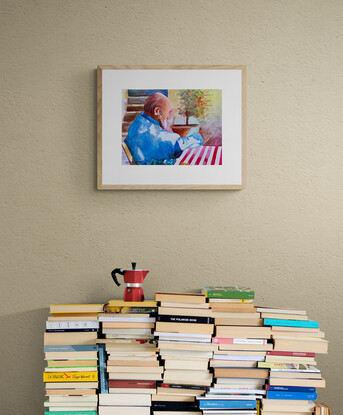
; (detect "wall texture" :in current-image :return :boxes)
[1,0,342,413]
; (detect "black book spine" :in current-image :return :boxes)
[156,315,214,324]
[152,401,199,411]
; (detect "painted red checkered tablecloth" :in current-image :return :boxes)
[175,146,222,165]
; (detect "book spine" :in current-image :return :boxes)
[209,387,266,395]
[105,339,156,345]
[46,321,99,330]
[105,306,157,314]
[259,362,312,369]
[50,305,103,313]
[213,354,264,361]
[199,400,256,409]
[212,338,267,345]
[44,345,99,352]
[98,344,108,394]
[44,412,97,415]
[264,363,314,371]
[269,366,317,373]
[206,291,255,300]
[209,298,253,303]
[45,329,98,333]
[266,351,316,357]
[264,319,319,328]
[99,317,156,322]
[266,385,316,392]
[257,400,260,414]
[206,291,254,299]
[152,402,199,411]
[160,383,207,391]
[266,391,317,400]
[108,380,156,388]
[43,372,98,382]
[156,315,214,324]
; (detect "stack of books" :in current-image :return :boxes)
[43,291,332,414]
[101,300,157,340]
[97,300,161,415]
[43,304,103,415]
[200,287,271,414]
[258,306,329,414]
[314,402,331,414]
[153,292,216,415]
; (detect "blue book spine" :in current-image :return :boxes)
[263,319,319,328]
[268,385,316,393]
[44,345,99,352]
[199,400,256,409]
[98,343,109,393]
[267,391,317,400]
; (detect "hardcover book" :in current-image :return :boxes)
[203,287,255,299]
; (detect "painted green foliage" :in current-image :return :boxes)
[177,89,210,125]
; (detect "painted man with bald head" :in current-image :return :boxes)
[124,92,203,165]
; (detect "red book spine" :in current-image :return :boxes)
[266,351,315,357]
[109,379,156,388]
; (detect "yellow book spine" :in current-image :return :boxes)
[256,399,260,415]
[43,371,98,382]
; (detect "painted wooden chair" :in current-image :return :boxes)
[122,141,135,165]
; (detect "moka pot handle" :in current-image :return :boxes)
[111,268,125,286]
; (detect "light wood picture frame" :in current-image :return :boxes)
[97,65,246,190]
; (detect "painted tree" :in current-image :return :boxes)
[177,89,209,125]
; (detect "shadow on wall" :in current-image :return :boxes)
[66,68,99,192]
[1,308,47,414]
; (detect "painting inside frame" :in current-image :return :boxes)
[121,89,222,166]
[97,66,245,189]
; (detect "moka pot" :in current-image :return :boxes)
[111,262,149,302]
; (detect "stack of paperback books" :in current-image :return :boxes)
[97,300,161,415]
[100,300,157,340]
[43,289,332,415]
[43,304,103,415]
[200,287,271,414]
[153,292,216,414]
[257,306,328,414]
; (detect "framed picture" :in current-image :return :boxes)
[97,65,245,190]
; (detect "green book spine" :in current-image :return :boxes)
[204,286,255,299]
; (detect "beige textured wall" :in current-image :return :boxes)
[1,0,342,413]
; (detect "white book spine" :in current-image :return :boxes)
[99,317,156,322]
[46,321,99,330]
[212,354,265,361]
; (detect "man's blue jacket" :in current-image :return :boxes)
[124,113,203,165]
